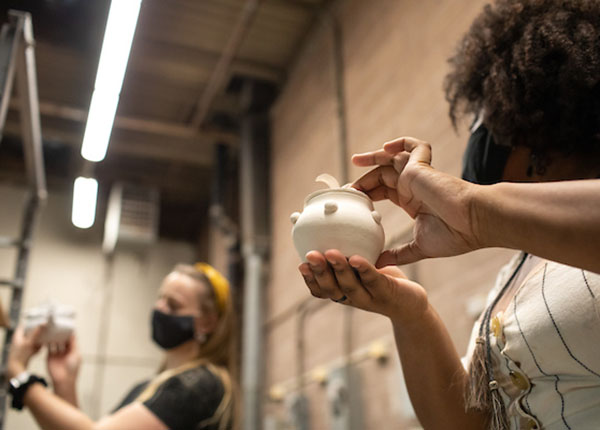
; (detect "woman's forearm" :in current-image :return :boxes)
[475,180,600,273]
[53,380,79,408]
[391,304,487,430]
[24,384,93,430]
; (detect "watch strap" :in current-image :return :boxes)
[9,373,48,410]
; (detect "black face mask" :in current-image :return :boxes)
[462,124,512,185]
[151,309,196,350]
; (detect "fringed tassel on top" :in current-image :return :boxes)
[465,340,510,429]
[489,380,510,430]
[465,252,529,430]
[466,336,490,410]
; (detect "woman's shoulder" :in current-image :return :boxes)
[171,363,226,397]
[139,362,232,429]
[147,361,228,401]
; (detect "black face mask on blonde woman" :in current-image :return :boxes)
[151,309,195,349]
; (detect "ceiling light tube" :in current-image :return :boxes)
[81,0,142,162]
[81,91,119,162]
[72,177,99,229]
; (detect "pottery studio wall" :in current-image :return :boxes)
[265,0,515,428]
[0,184,195,428]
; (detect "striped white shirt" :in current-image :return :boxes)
[465,253,600,429]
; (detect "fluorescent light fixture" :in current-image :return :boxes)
[81,91,119,162]
[81,0,142,162]
[72,177,99,229]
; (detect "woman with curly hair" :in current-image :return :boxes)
[299,1,600,429]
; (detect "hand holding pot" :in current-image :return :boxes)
[298,249,428,322]
[352,136,481,267]
[7,325,45,378]
[47,334,81,406]
[47,335,81,389]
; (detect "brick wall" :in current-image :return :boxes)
[265,1,516,428]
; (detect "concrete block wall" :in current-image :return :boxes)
[0,184,195,428]
[266,0,516,428]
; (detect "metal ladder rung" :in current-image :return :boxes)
[0,237,23,248]
[0,279,23,289]
[0,10,45,429]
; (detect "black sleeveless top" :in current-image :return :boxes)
[114,363,232,430]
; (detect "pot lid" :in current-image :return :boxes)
[303,173,372,207]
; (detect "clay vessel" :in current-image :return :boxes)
[24,301,75,344]
[291,174,385,264]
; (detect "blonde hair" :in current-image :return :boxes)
[172,263,236,369]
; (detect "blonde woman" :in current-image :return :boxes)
[7,263,235,430]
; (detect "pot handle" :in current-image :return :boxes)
[316,173,340,189]
[290,212,301,225]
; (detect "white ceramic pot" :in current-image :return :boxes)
[24,302,75,344]
[291,185,385,264]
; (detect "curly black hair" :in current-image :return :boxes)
[444,0,600,160]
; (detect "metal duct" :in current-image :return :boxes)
[102,183,160,254]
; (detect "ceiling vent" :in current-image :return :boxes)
[102,183,159,254]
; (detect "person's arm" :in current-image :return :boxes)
[352,137,600,273]
[391,304,487,430]
[7,327,167,430]
[22,386,166,430]
[46,336,80,407]
[299,250,489,429]
[474,180,600,273]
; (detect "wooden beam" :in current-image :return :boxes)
[189,0,264,129]
[268,0,321,11]
[129,38,283,84]
[2,119,214,166]
[9,99,237,145]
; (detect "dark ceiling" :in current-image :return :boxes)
[0,0,325,242]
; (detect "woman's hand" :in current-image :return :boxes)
[47,335,81,391]
[352,136,481,267]
[7,325,45,378]
[298,249,428,323]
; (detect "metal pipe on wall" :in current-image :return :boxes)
[331,8,357,430]
[241,252,265,430]
[239,79,275,430]
[290,7,356,429]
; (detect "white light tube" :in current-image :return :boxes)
[72,177,99,229]
[81,91,119,162]
[81,0,142,162]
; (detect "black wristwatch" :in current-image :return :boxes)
[8,371,48,410]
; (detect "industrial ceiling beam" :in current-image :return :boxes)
[129,39,283,84]
[189,0,264,129]
[269,0,321,12]
[285,0,339,83]
[36,39,282,87]
[8,99,237,145]
[3,119,215,166]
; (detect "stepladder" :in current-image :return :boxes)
[0,10,46,428]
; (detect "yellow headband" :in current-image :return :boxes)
[194,263,230,314]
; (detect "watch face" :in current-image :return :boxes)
[10,371,31,389]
